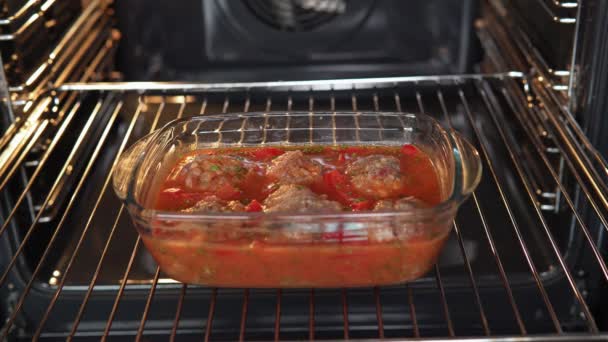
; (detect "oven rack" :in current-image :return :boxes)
[0,74,607,340]
[536,0,577,23]
[1,0,111,104]
[484,0,581,102]
[0,0,42,26]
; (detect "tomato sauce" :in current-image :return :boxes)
[143,144,449,287]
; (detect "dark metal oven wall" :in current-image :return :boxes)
[114,0,481,82]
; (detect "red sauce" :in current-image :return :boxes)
[143,145,449,287]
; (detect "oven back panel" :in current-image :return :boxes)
[115,0,481,81]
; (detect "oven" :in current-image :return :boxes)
[0,0,607,340]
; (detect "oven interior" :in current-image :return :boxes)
[1,0,608,340]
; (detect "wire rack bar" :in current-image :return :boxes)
[1,76,606,341]
[436,89,492,335]
[406,285,420,338]
[102,237,141,340]
[170,284,187,342]
[136,267,161,341]
[496,81,608,281]
[427,84,564,333]
[531,79,608,230]
[274,289,282,341]
[0,0,42,25]
[239,289,250,342]
[469,193,527,335]
[55,73,523,93]
[1,97,121,340]
[464,83,598,332]
[341,289,350,339]
[534,0,577,23]
[204,288,218,342]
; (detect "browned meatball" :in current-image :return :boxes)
[264,184,343,213]
[373,197,428,211]
[167,155,247,193]
[346,155,403,199]
[266,151,322,186]
[181,196,245,213]
[180,196,246,242]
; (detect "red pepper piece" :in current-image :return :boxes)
[401,144,418,156]
[324,169,346,186]
[323,170,375,210]
[156,187,205,211]
[323,170,351,204]
[245,199,263,212]
[250,147,284,161]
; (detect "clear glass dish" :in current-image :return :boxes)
[112,112,482,288]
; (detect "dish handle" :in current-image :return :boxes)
[452,131,482,201]
[112,130,162,202]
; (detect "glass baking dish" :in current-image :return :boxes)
[112,112,482,288]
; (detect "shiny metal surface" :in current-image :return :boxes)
[484,0,579,97]
[0,0,42,26]
[0,76,606,340]
[55,73,524,93]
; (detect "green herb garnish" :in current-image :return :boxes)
[209,164,221,172]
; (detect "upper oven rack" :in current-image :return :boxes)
[0,74,606,340]
[0,0,42,26]
[0,0,112,105]
[483,0,584,110]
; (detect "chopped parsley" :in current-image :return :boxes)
[209,164,220,172]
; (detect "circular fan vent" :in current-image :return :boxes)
[244,0,347,32]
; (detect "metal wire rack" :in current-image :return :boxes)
[0,0,109,102]
[484,0,581,97]
[0,0,42,26]
[0,74,607,340]
[536,0,577,23]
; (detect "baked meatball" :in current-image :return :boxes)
[180,196,246,242]
[266,151,322,186]
[371,197,432,242]
[373,197,428,211]
[167,154,247,194]
[181,195,245,213]
[264,184,343,213]
[346,155,403,199]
